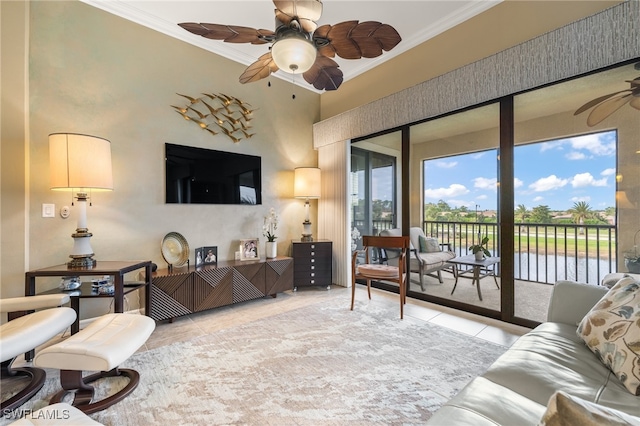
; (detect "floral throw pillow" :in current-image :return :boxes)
[577,276,640,395]
[538,391,640,426]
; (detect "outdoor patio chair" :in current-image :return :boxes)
[381,228,457,291]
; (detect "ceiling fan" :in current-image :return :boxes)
[178,0,402,91]
[574,62,640,126]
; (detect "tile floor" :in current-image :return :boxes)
[142,285,531,353]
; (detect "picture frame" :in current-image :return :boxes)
[195,246,217,267]
[240,238,259,261]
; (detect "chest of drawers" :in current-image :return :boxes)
[291,240,332,290]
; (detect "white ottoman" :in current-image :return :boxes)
[34,313,155,414]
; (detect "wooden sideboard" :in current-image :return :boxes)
[151,256,293,321]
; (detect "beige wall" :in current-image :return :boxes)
[1,1,29,302]
[320,0,622,120]
[1,1,320,319]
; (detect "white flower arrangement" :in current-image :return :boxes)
[263,208,279,242]
[351,227,361,252]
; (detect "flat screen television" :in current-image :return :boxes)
[165,143,262,205]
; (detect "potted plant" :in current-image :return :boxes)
[263,208,278,259]
[469,236,491,261]
[623,230,640,273]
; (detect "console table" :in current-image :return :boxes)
[151,256,293,322]
[25,260,152,334]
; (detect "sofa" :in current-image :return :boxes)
[426,279,640,425]
[380,227,456,290]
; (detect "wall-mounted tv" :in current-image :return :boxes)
[165,143,262,205]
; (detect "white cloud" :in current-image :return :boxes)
[514,178,524,189]
[540,142,562,152]
[571,196,591,203]
[567,133,615,156]
[566,151,586,160]
[476,194,488,200]
[529,175,568,192]
[474,177,497,190]
[533,196,544,202]
[424,184,469,199]
[436,161,457,169]
[471,152,485,160]
[571,172,608,188]
[601,168,616,176]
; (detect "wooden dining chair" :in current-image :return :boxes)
[351,235,410,319]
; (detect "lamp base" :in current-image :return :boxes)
[301,220,313,242]
[68,255,96,269]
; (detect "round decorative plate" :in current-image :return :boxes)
[161,232,189,266]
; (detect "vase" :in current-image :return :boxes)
[474,251,485,261]
[265,241,277,259]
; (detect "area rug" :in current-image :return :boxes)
[2,297,508,425]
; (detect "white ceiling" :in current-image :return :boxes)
[81,0,501,92]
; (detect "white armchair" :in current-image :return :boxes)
[380,227,457,291]
[1,294,76,412]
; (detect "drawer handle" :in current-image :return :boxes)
[311,245,315,249]
[311,259,315,263]
[311,273,315,277]
[311,266,315,270]
[311,252,315,256]
[311,280,315,284]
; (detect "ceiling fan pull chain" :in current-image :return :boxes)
[292,73,296,100]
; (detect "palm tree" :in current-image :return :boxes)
[515,204,528,233]
[568,201,592,235]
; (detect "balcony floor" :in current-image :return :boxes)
[405,270,554,323]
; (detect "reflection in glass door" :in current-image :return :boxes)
[351,133,401,248]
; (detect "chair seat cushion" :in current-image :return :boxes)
[358,264,399,279]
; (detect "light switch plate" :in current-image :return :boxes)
[42,203,55,218]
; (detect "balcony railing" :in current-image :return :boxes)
[423,220,616,286]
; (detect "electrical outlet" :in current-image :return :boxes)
[42,203,55,218]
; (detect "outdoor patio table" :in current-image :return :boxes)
[448,255,500,301]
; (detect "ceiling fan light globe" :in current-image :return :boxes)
[271,37,316,74]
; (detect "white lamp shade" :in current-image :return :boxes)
[294,167,321,199]
[49,133,113,191]
[271,36,317,74]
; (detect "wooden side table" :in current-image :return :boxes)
[291,240,332,290]
[25,260,152,334]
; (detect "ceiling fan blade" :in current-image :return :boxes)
[574,89,630,115]
[586,93,632,126]
[179,23,275,44]
[239,52,279,84]
[315,21,402,60]
[303,56,343,91]
[273,0,323,22]
[275,9,317,33]
[629,95,640,110]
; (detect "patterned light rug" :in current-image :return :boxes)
[2,297,508,425]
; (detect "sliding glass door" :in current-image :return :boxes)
[351,132,401,244]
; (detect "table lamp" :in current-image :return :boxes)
[294,167,321,242]
[49,133,113,268]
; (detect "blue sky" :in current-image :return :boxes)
[421,131,617,211]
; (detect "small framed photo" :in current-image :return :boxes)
[240,238,259,261]
[195,246,217,267]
